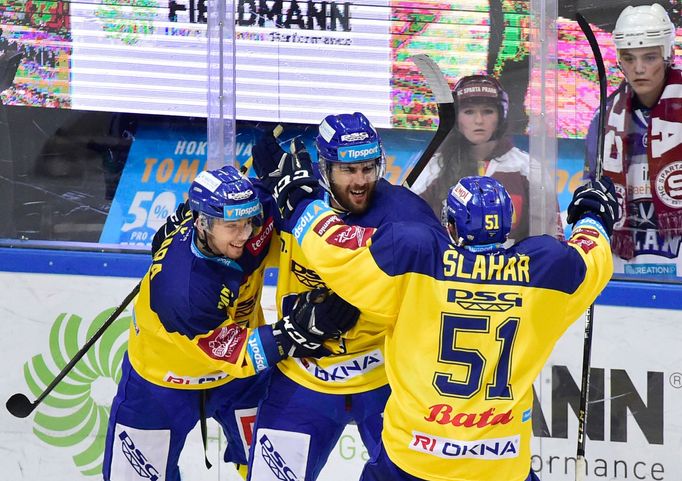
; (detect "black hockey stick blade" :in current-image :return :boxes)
[576,12,607,178]
[6,281,141,419]
[403,54,456,188]
[6,393,34,418]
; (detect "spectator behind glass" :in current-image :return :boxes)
[584,3,682,280]
[412,74,563,244]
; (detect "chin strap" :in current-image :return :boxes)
[195,228,219,257]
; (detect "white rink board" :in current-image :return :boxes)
[0,272,364,481]
[0,271,680,480]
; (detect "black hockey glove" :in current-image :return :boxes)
[151,201,191,255]
[271,138,321,219]
[567,176,619,236]
[251,125,288,191]
[273,288,360,358]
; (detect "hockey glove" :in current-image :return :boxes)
[566,176,619,236]
[273,288,360,358]
[251,125,288,191]
[151,201,191,255]
[271,138,321,219]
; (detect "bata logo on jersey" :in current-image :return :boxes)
[227,189,254,201]
[340,132,369,142]
[326,225,375,250]
[198,325,246,363]
[425,405,514,428]
[297,350,384,382]
[292,260,326,288]
[569,236,597,254]
[655,160,682,208]
[410,431,520,460]
[248,216,274,255]
[313,214,343,237]
[119,431,161,481]
[258,434,299,481]
[164,371,228,385]
[447,289,522,311]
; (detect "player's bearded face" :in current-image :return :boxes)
[329,159,378,214]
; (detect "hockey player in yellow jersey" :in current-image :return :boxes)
[247,113,443,481]
[264,159,617,480]
[103,166,359,481]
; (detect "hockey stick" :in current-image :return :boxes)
[6,281,141,418]
[403,54,456,188]
[575,12,607,481]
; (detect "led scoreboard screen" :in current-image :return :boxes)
[1,1,680,136]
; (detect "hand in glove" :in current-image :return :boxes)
[273,288,360,358]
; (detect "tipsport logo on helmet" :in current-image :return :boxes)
[224,199,262,220]
[337,142,380,162]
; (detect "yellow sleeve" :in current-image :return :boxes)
[561,215,614,325]
[291,200,401,322]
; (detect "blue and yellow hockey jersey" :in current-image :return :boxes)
[291,198,613,481]
[274,179,443,394]
[128,184,279,390]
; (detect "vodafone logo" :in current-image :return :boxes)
[655,161,682,208]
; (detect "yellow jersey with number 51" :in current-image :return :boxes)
[292,199,612,481]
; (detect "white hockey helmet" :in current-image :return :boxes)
[613,3,676,61]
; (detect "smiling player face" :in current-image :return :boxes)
[200,217,257,259]
[329,159,379,214]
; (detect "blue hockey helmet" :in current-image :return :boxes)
[444,176,513,245]
[188,165,262,226]
[315,112,386,188]
[453,75,509,140]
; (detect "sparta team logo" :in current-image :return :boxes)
[655,161,682,209]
